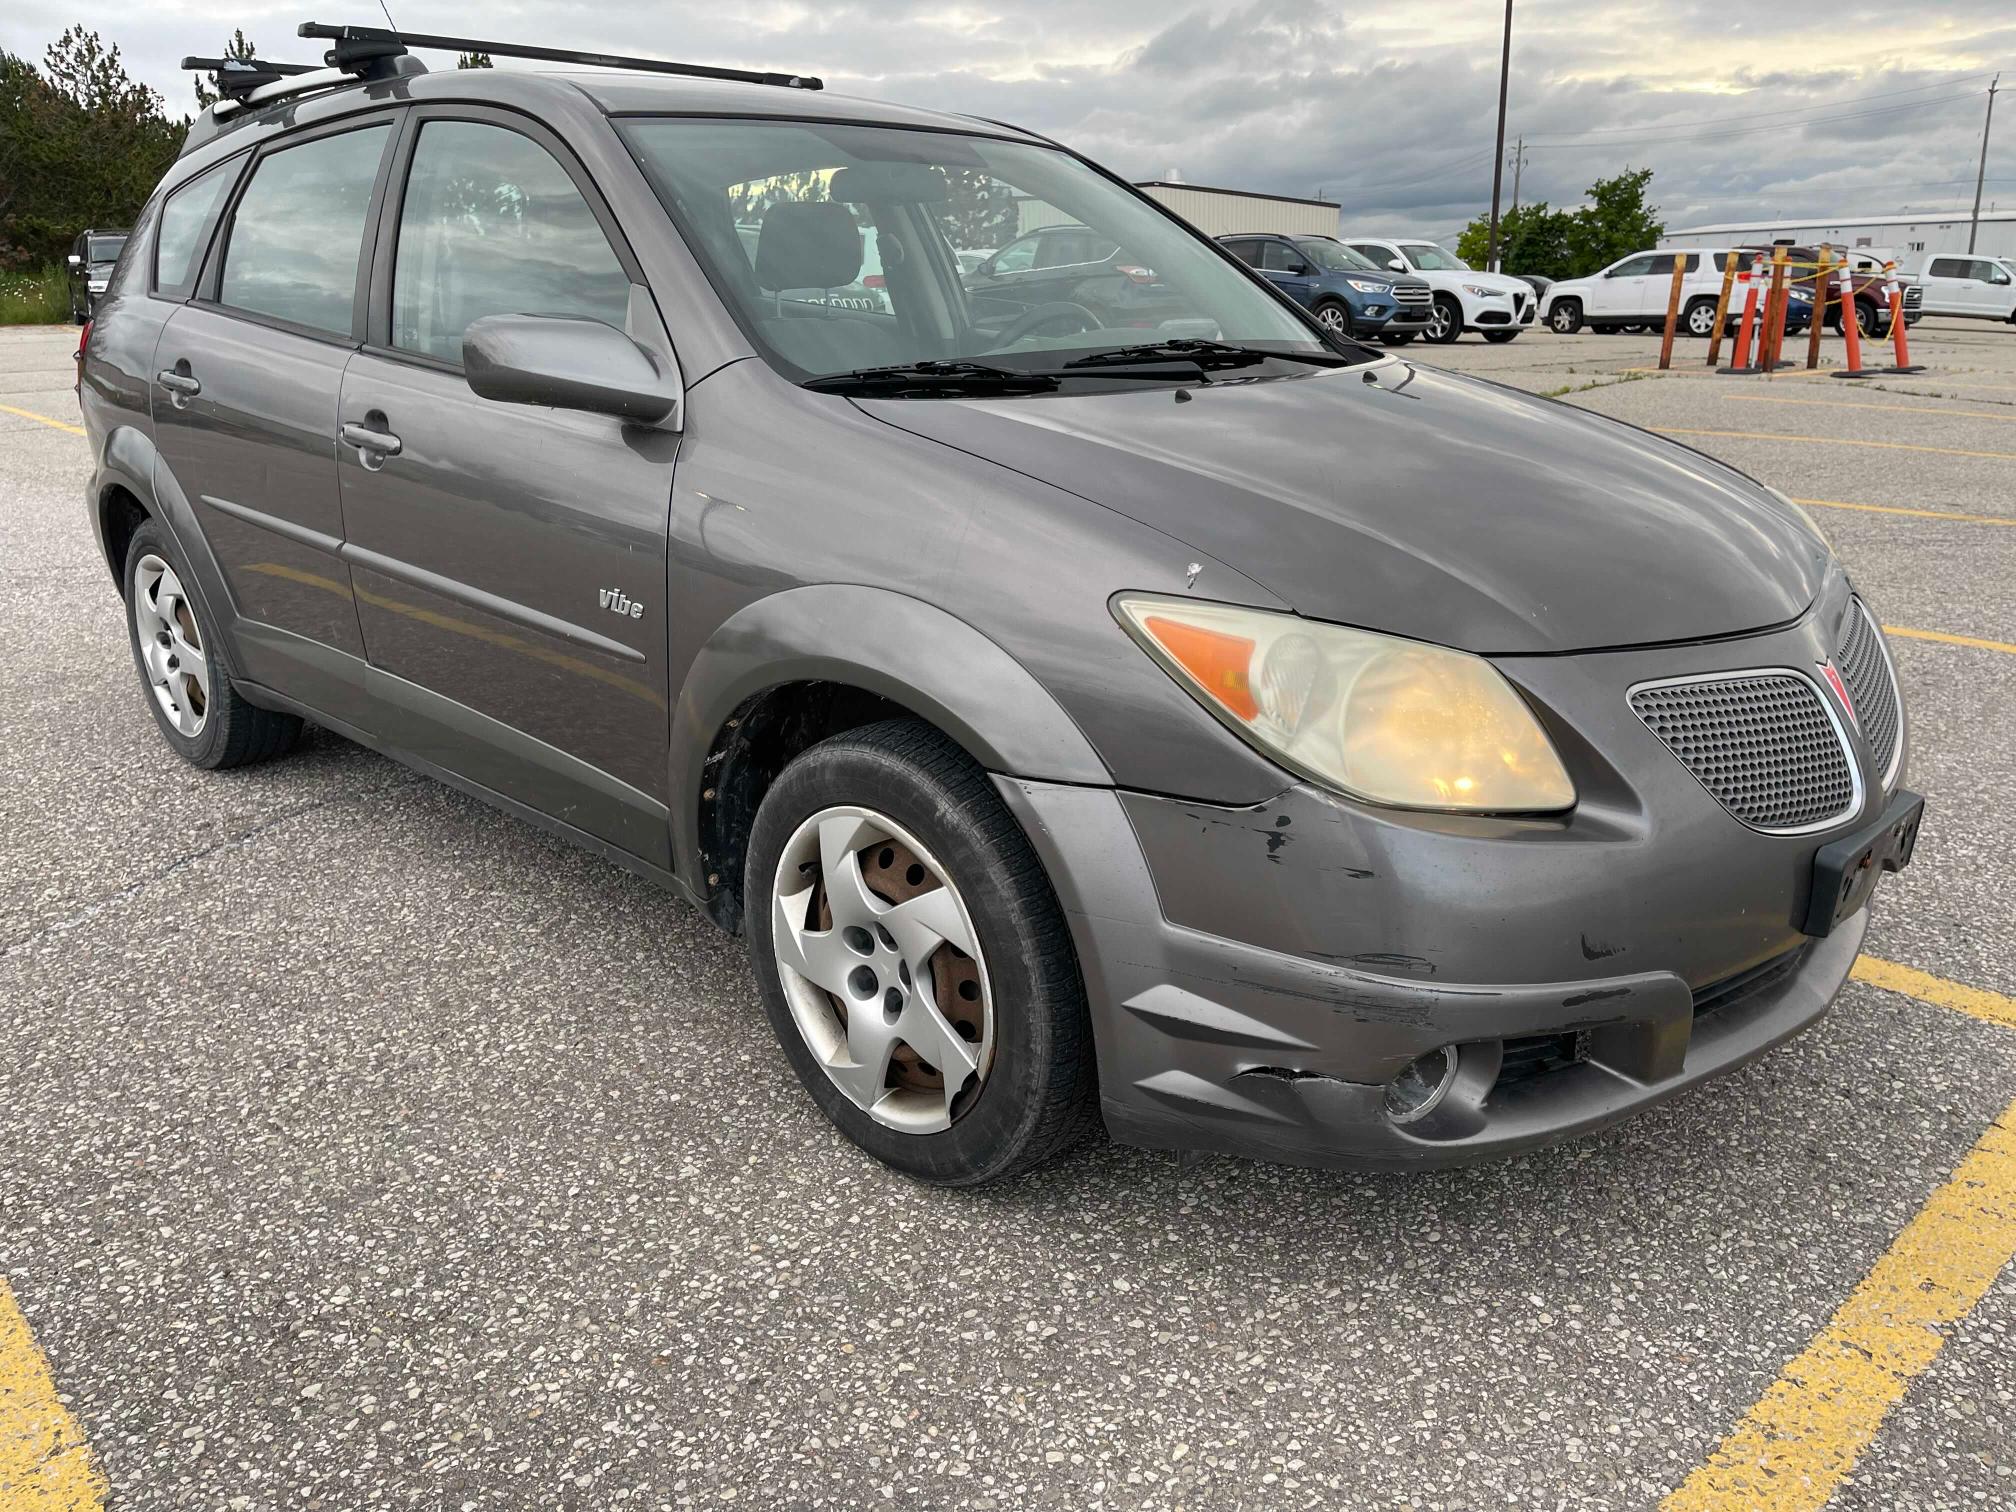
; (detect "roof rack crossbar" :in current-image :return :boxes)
[181,55,323,102]
[296,22,822,90]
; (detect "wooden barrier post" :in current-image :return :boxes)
[1805,246,1832,369]
[1657,252,1689,369]
[1705,252,1738,367]
[1761,245,1790,370]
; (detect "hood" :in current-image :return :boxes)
[861,361,1828,655]
[1444,269,1529,295]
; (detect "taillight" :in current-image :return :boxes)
[1117,264,1158,285]
[863,274,885,289]
[74,319,91,390]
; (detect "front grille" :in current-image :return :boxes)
[1394,286,1431,307]
[1834,598,1902,788]
[1903,286,1923,311]
[1692,944,1811,1020]
[1630,672,1857,832]
[1496,1032,1582,1087]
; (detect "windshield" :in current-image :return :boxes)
[1296,238,1381,274]
[87,235,125,264]
[621,118,1334,386]
[1402,244,1467,272]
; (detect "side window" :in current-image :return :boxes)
[1644,255,1676,276]
[154,160,237,299]
[1349,242,1392,267]
[1608,255,1656,278]
[1928,257,1964,278]
[989,234,1039,274]
[1223,239,1261,267]
[218,124,390,337]
[1979,260,2011,285]
[1037,229,1090,268]
[392,120,631,364]
[1259,241,1308,273]
[1712,252,1732,272]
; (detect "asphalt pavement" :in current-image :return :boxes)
[2,316,2013,1511]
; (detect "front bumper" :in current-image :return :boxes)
[997,587,1899,1170]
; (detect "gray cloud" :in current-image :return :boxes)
[3,1,2009,242]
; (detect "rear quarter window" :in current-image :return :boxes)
[154,161,239,299]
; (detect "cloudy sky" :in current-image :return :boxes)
[6,0,2012,241]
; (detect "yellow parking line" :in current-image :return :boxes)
[0,1277,106,1509]
[1662,1095,2016,1512]
[1729,394,2016,423]
[1655,427,2016,461]
[1793,496,2014,526]
[1853,956,2016,1029]
[1882,624,2016,656]
[0,403,84,437]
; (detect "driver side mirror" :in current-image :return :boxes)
[1387,258,1405,272]
[464,314,680,428]
[67,254,82,268]
[973,256,997,278]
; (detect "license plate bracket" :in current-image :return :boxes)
[1801,788,1924,937]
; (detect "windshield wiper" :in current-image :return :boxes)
[802,361,1060,396]
[1062,339,1350,371]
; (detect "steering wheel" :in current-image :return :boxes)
[980,301,1103,351]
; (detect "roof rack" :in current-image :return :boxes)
[181,55,321,102]
[297,22,823,90]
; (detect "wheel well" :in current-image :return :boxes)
[99,487,148,593]
[697,680,924,934]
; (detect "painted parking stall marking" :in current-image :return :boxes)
[0,1278,106,1510]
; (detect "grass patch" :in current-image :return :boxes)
[1540,370,1652,399]
[0,266,71,325]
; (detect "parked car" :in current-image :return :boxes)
[1337,235,1537,343]
[66,227,129,324]
[961,222,1188,336]
[1752,246,1921,337]
[1543,249,1813,338]
[82,36,1918,1184]
[1898,252,2016,323]
[1514,273,1554,300]
[1218,232,1434,343]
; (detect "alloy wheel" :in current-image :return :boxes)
[1427,303,1453,340]
[1686,302,1716,336]
[132,554,209,737]
[770,806,994,1133]
[1316,305,1350,336]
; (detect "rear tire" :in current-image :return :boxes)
[745,719,1098,1186]
[1855,299,1883,338]
[123,519,303,770]
[1425,294,1463,343]
[1684,298,1718,337]
[1548,300,1583,334]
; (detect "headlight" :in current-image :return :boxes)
[1345,279,1388,294]
[1765,485,1832,552]
[1463,284,1502,299]
[1115,596,1576,813]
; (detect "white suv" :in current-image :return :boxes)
[1339,236,1536,344]
[1543,250,1751,337]
[1901,253,2016,323]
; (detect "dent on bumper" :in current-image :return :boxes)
[996,776,1865,1171]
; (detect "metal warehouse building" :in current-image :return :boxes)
[1135,182,1341,238]
[1660,209,2016,259]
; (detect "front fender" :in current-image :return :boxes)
[668,583,1111,884]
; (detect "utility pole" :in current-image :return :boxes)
[1969,73,2000,254]
[1509,135,1526,216]
[1484,0,1514,272]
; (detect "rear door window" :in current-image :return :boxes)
[154,161,237,299]
[217,124,391,338]
[390,119,631,364]
[1928,257,1965,278]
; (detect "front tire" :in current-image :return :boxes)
[123,520,303,769]
[1425,294,1463,343]
[1548,300,1583,334]
[1312,299,1354,340]
[745,719,1097,1186]
[1379,330,1418,347]
[1482,330,1520,344]
[1684,298,1718,337]
[1855,299,1883,338]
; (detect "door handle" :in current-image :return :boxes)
[156,369,201,396]
[340,420,402,467]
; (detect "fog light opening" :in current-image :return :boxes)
[1385,1046,1457,1124]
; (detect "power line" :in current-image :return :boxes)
[1523,90,1991,151]
[1522,71,1997,142]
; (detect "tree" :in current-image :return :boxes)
[1457,201,1574,280]
[1451,168,1665,279]
[1564,168,1663,278]
[193,30,259,109]
[0,30,184,268]
[457,52,493,69]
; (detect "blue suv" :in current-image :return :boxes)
[1220,233,1435,344]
